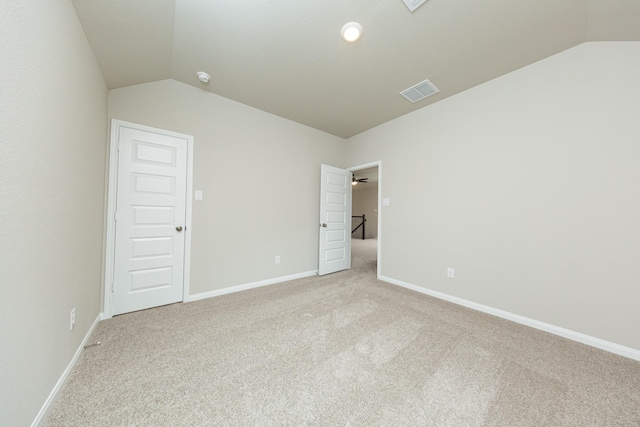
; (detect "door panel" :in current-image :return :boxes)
[130,237,173,259]
[113,127,188,315]
[133,173,176,194]
[319,164,351,275]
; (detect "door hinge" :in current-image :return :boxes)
[111,281,114,293]
[114,211,118,221]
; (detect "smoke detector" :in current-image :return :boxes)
[196,71,211,84]
[402,0,428,12]
[400,79,439,103]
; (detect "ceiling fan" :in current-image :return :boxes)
[352,174,368,185]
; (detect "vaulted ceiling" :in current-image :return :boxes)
[72,0,640,138]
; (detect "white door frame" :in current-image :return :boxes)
[348,161,382,279]
[102,119,194,319]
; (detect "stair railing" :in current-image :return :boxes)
[351,214,366,240]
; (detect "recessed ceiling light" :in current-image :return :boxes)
[196,71,210,84]
[341,22,363,43]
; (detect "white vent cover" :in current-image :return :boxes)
[400,79,439,103]
[402,0,428,12]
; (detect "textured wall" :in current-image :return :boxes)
[347,42,640,351]
[0,1,107,425]
[108,80,346,296]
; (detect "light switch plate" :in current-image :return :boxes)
[383,198,390,206]
[195,190,203,200]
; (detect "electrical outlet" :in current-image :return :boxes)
[70,308,76,330]
[275,256,281,265]
[447,268,455,278]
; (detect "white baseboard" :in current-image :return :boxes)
[31,314,102,427]
[379,275,640,362]
[188,270,318,303]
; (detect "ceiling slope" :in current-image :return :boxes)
[72,0,176,88]
[72,0,640,138]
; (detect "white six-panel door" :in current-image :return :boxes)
[112,126,188,315]
[318,164,351,275]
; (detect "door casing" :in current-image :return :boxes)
[103,119,194,319]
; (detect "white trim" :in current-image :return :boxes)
[31,314,101,427]
[182,133,194,303]
[102,119,119,319]
[379,275,640,362]
[103,119,194,318]
[348,161,382,279]
[187,270,317,302]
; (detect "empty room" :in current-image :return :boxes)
[1,1,640,426]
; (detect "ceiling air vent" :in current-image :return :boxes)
[400,79,439,103]
[402,0,428,12]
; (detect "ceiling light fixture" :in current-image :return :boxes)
[352,174,368,185]
[341,22,363,43]
[196,71,211,84]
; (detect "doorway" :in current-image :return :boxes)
[349,162,381,278]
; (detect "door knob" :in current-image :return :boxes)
[321,223,327,227]
[176,226,183,232]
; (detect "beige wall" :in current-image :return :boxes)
[0,1,108,425]
[347,42,640,351]
[108,80,346,295]
[353,185,378,239]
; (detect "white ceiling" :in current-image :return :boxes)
[72,0,640,138]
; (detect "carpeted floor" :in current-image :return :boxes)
[44,238,640,426]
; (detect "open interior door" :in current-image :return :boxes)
[318,164,351,275]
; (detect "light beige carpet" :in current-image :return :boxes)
[45,239,640,426]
